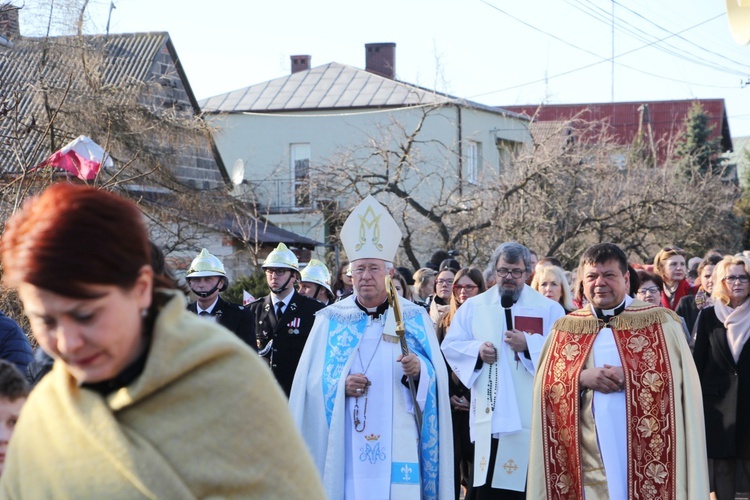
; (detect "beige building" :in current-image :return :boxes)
[201,43,532,264]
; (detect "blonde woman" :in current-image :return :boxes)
[531,265,575,313]
[694,255,750,500]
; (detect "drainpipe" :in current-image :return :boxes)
[457,104,463,196]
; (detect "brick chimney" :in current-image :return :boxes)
[365,43,395,79]
[0,4,20,41]
[291,55,311,74]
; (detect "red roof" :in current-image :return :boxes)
[501,99,732,163]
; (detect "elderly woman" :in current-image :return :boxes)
[0,184,324,498]
[436,267,486,500]
[654,246,696,310]
[635,269,664,306]
[531,265,575,313]
[693,255,750,500]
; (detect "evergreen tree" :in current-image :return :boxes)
[674,101,723,178]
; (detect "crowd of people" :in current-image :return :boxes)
[0,183,748,499]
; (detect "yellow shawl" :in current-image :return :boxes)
[0,291,325,499]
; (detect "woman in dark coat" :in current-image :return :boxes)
[436,266,486,500]
[693,255,750,500]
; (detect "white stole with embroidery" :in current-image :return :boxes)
[344,315,422,498]
[471,302,525,489]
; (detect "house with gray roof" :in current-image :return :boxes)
[201,43,532,262]
[0,5,318,279]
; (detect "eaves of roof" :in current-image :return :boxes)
[139,190,321,249]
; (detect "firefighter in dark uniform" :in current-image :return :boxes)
[248,243,324,396]
[186,248,256,350]
[298,259,335,306]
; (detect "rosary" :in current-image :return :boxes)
[353,335,383,432]
[486,346,498,414]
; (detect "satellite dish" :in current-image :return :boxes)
[230,159,245,186]
[727,0,750,45]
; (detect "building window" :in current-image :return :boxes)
[290,143,310,208]
[497,139,521,173]
[466,141,480,184]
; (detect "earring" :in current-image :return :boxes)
[141,308,148,318]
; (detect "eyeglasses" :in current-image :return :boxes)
[496,268,525,279]
[265,268,290,276]
[436,279,454,286]
[637,286,661,295]
[453,284,478,293]
[724,275,750,284]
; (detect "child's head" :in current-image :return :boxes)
[0,361,29,475]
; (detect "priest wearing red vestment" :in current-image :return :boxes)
[529,243,708,499]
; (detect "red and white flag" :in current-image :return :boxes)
[243,290,255,306]
[35,135,113,180]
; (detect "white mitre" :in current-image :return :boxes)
[340,195,402,262]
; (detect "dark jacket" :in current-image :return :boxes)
[247,291,324,396]
[26,348,54,387]
[675,294,700,339]
[0,311,33,374]
[187,296,256,350]
[693,305,750,458]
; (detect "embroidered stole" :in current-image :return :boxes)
[347,331,420,498]
[539,310,677,499]
[471,302,526,490]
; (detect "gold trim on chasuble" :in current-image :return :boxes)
[540,306,677,499]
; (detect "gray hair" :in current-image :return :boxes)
[488,242,532,274]
[482,265,495,283]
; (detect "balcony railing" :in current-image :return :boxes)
[243,178,326,213]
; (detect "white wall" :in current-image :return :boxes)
[209,105,531,262]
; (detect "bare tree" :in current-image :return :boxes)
[302,110,740,270]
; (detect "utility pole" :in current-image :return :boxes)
[611,0,615,102]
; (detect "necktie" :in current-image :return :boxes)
[199,311,210,317]
[275,301,284,321]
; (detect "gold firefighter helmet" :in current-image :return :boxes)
[186,248,227,278]
[300,259,333,295]
[262,243,299,271]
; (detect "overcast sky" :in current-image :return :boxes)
[19,0,750,137]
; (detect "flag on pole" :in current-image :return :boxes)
[243,290,255,306]
[35,135,113,181]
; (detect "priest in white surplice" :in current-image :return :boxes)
[442,242,565,499]
[289,195,453,500]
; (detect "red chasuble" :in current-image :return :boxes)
[539,305,677,499]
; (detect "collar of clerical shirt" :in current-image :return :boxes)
[593,300,627,323]
[355,298,389,319]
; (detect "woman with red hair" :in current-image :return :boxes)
[0,183,324,498]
